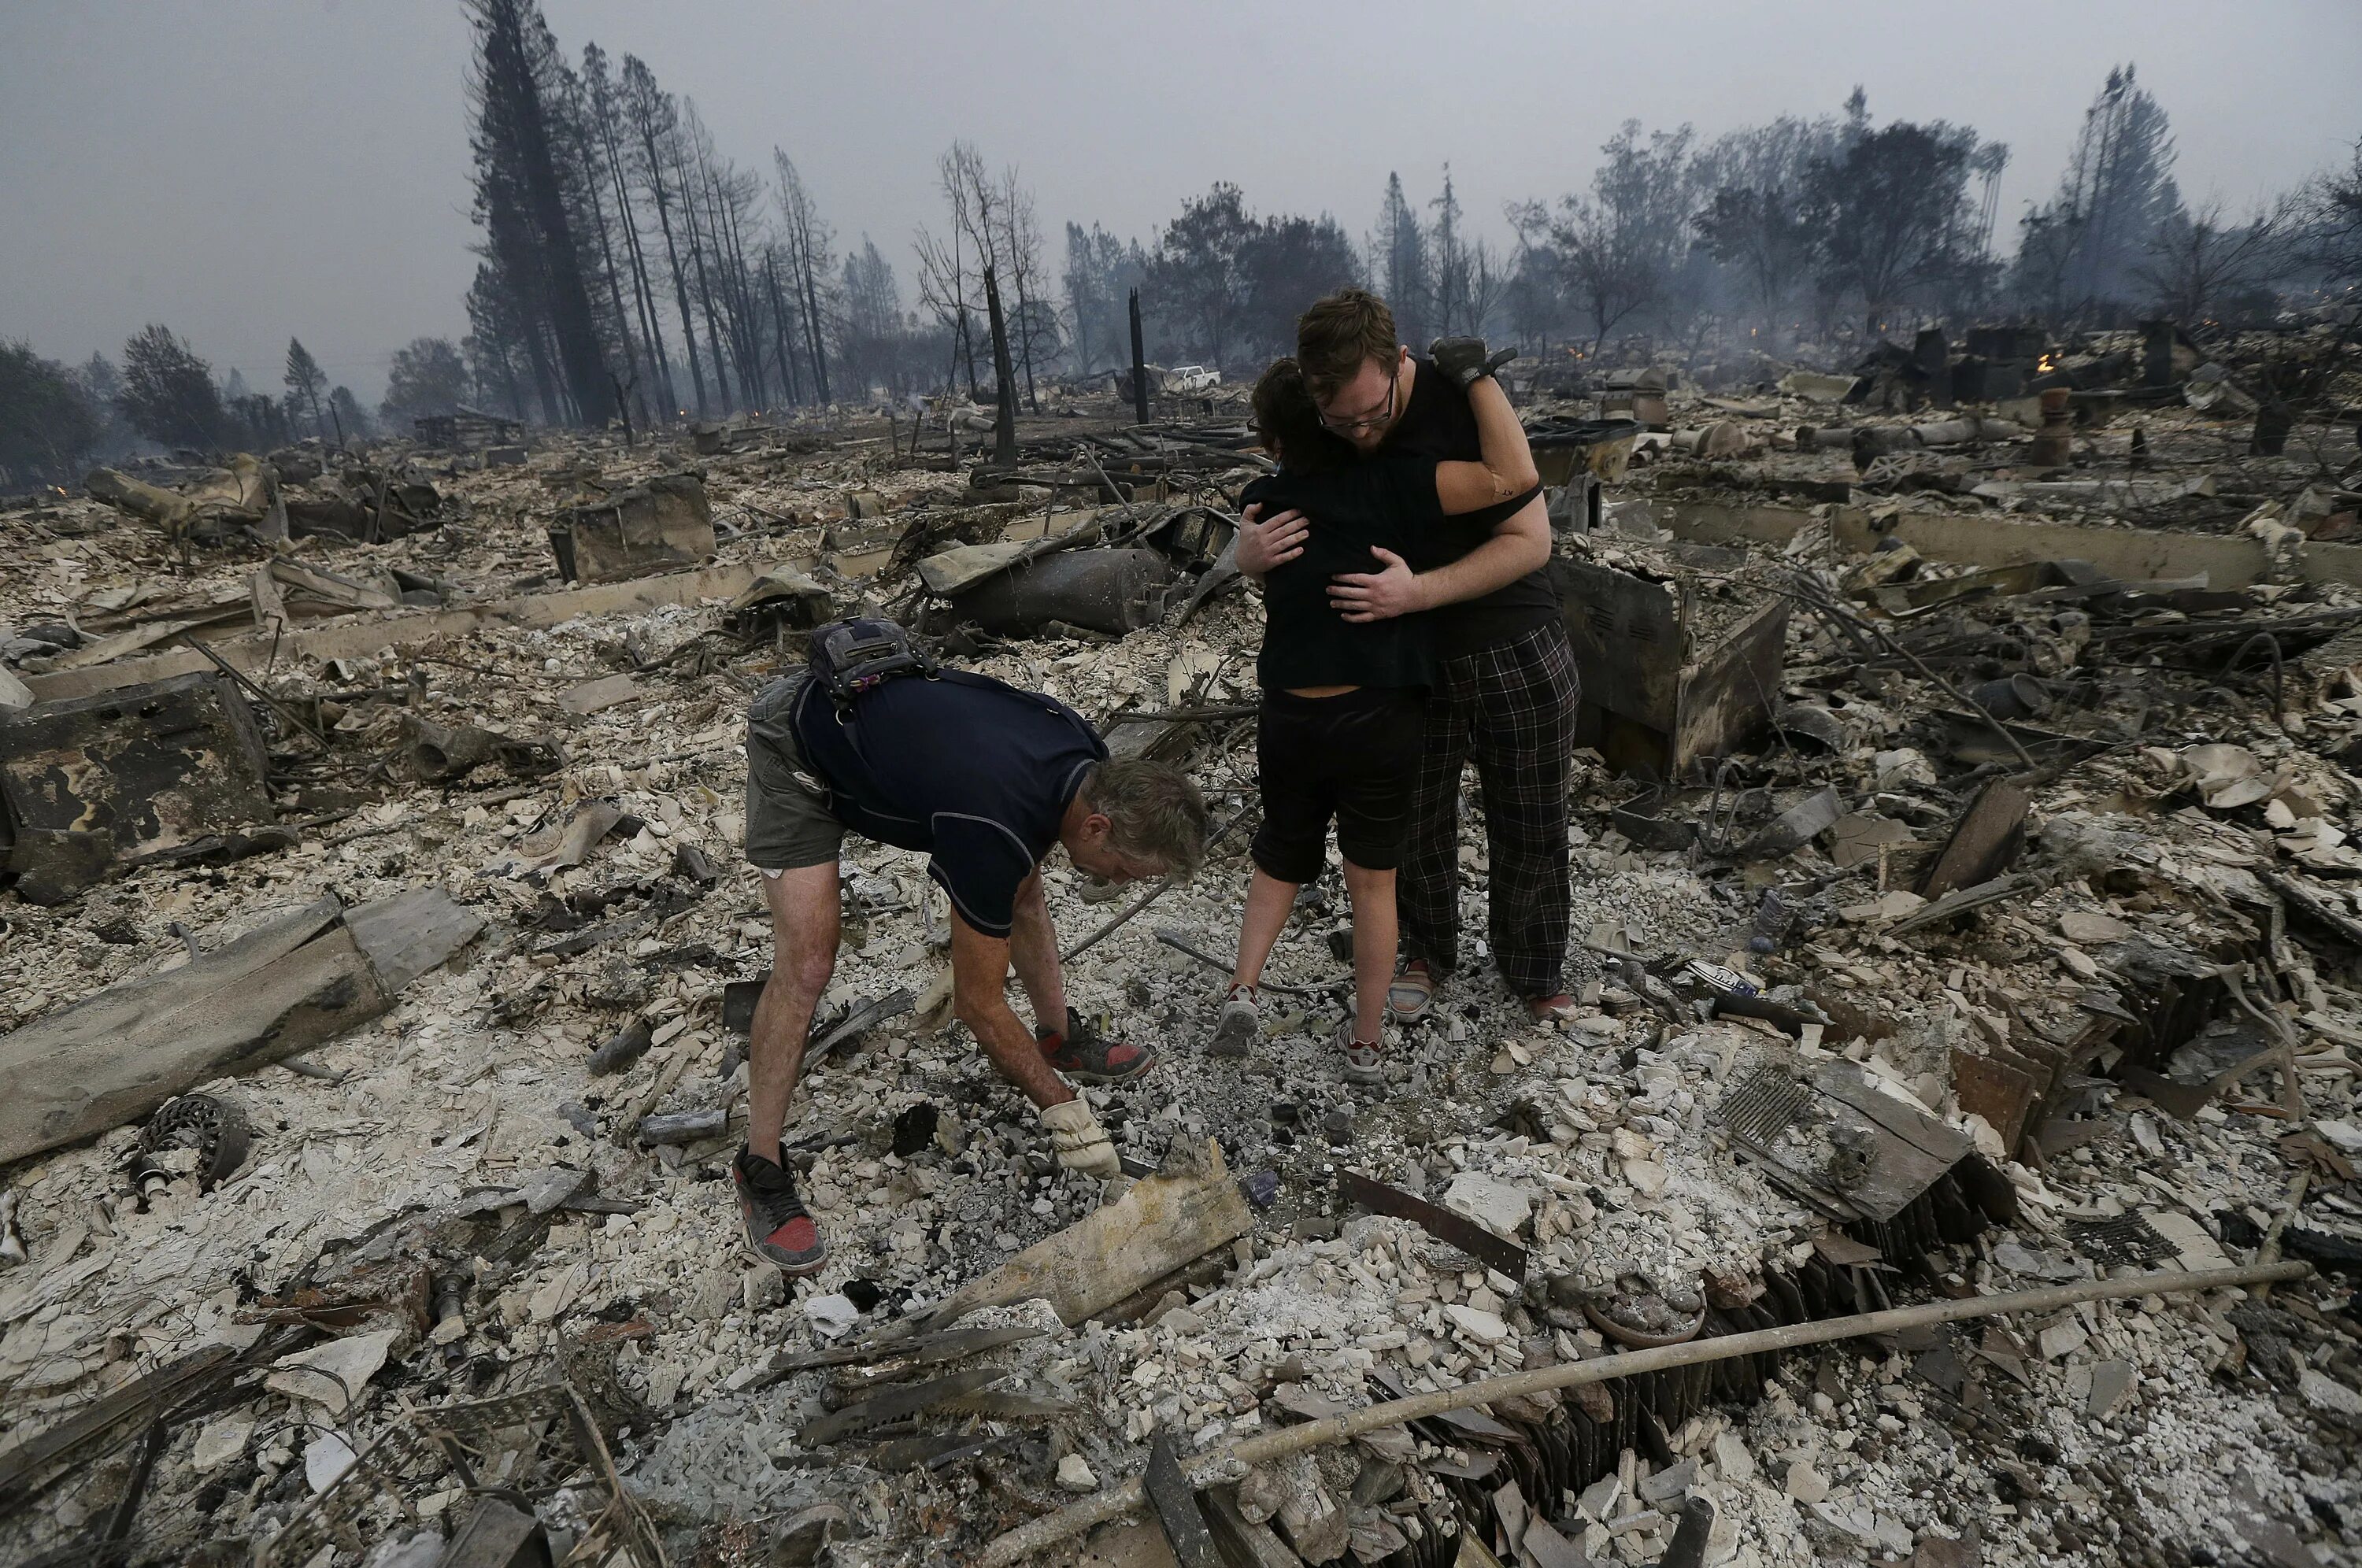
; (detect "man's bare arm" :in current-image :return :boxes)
[1418,492,1549,605]
[1431,376,1541,515]
[950,912,1075,1110]
[1004,867,1067,1031]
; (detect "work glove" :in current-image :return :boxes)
[1429,336,1516,389]
[1039,1099,1121,1181]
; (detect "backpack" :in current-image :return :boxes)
[806,618,937,709]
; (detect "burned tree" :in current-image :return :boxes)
[583,43,677,418]
[2297,136,2362,291]
[1429,167,1503,338]
[838,238,912,396]
[1510,124,1704,356]
[773,150,835,406]
[620,55,709,418]
[2135,198,2296,326]
[0,340,101,486]
[464,0,616,427]
[1802,116,1986,334]
[117,325,224,449]
[915,141,994,395]
[1147,183,1256,371]
[1372,173,1431,347]
[669,102,737,412]
[1062,222,1147,376]
[2013,65,2182,321]
[1695,116,1841,340]
[281,338,329,442]
[379,338,469,427]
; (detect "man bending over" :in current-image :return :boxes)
[734,628,1209,1273]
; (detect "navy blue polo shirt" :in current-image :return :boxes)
[791,671,1106,937]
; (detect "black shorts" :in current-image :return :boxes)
[1249,687,1427,883]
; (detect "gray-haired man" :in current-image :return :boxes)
[733,663,1208,1274]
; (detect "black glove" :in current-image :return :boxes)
[1428,337,1516,389]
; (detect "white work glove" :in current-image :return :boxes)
[1039,1100,1120,1181]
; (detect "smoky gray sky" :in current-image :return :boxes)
[4,0,2356,404]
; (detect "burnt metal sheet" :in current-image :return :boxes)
[800,1366,1005,1445]
[1143,1429,1223,1568]
[1918,778,2031,898]
[548,473,715,583]
[1672,597,1790,778]
[1553,558,1682,733]
[439,1499,553,1568]
[1553,557,1790,781]
[0,671,272,900]
[1339,1170,1527,1282]
[1715,1061,1969,1223]
[1951,1047,2038,1152]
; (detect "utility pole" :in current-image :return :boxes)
[985,264,1018,468]
[1128,287,1150,426]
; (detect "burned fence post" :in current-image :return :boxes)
[1129,287,1150,426]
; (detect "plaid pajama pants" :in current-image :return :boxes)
[1398,620,1581,1001]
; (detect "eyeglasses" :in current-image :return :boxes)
[1316,372,1397,435]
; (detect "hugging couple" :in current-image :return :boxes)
[1215,288,1583,1083]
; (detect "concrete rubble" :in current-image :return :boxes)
[0,327,2359,1566]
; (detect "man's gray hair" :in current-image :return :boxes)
[1081,759,1209,876]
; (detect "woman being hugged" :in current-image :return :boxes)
[1216,339,1536,1084]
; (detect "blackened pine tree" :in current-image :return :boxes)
[465,0,615,427]
[283,338,329,439]
[119,325,226,449]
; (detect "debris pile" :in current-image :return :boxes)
[2,335,2360,1568]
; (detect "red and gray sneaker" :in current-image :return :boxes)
[1038,1007,1157,1084]
[733,1145,827,1276]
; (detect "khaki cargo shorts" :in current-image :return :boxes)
[744,674,846,873]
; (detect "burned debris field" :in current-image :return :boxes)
[2,324,2360,1568]
[7,6,2362,1568]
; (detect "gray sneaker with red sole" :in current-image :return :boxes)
[1038,1007,1157,1083]
[734,1145,827,1276]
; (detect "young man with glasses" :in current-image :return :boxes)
[1234,289,1583,1029]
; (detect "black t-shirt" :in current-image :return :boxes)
[1243,461,1450,693]
[1378,355,1557,657]
[788,672,1106,937]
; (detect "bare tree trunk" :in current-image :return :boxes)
[985,264,1017,466]
[643,151,709,418]
[578,131,645,405]
[794,223,832,405]
[765,250,804,405]
[1129,287,1149,425]
[675,143,734,412]
[711,164,767,408]
[595,81,676,416]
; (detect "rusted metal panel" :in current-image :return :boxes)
[548,472,716,582]
[1671,597,1790,777]
[1552,558,1787,781]
[1918,779,2032,897]
[0,671,272,900]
